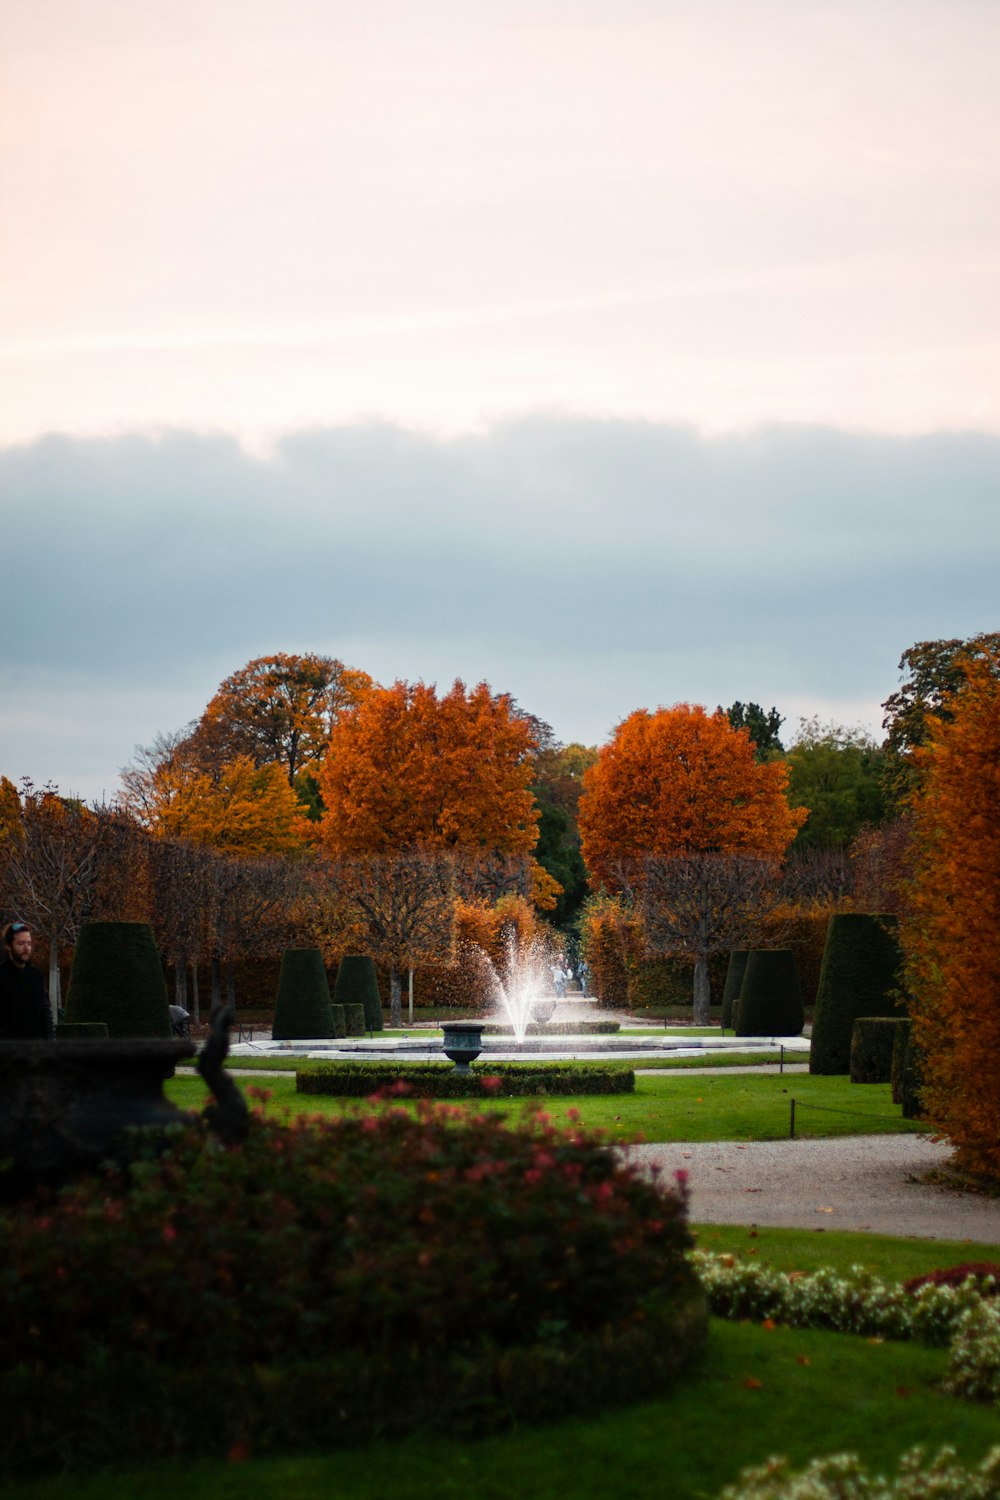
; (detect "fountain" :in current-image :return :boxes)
[470,929,556,1044]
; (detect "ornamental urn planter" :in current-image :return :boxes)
[441,1021,484,1073]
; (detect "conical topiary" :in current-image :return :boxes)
[809,914,903,1076]
[850,1017,906,1084]
[64,921,171,1038]
[333,955,383,1032]
[721,950,750,1032]
[272,949,335,1041]
[735,950,804,1037]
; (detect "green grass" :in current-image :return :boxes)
[631,1050,803,1070]
[693,1222,1000,1280]
[5,1318,996,1500]
[168,1069,922,1144]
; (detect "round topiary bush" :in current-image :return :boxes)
[333,954,383,1032]
[735,950,804,1037]
[272,949,335,1041]
[850,1017,906,1084]
[810,914,903,1076]
[63,922,170,1038]
[722,950,750,1031]
[0,1108,706,1471]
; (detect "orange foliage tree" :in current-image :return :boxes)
[317,680,540,858]
[578,705,806,888]
[900,652,1000,1177]
[149,755,312,857]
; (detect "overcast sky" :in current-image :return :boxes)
[2,0,999,799]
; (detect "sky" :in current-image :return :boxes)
[2,0,999,800]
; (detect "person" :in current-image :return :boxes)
[169,1003,191,1039]
[0,922,54,1039]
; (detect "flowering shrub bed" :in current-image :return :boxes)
[0,1104,703,1470]
[296,1060,635,1097]
[718,1445,1000,1499]
[692,1252,1000,1407]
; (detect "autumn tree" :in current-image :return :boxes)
[317,679,540,857]
[899,651,1000,1177]
[882,633,1000,807]
[578,704,806,890]
[642,852,782,1024]
[184,652,372,787]
[323,849,458,1025]
[141,754,312,857]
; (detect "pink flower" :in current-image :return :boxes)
[162,1223,177,1243]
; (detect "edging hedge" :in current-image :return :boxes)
[481,1020,621,1036]
[297,1061,636,1097]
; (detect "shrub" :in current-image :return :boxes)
[905,1264,1000,1296]
[0,1107,704,1470]
[722,950,749,1030]
[54,1022,109,1039]
[735,950,804,1037]
[720,1446,1000,1499]
[900,1023,926,1120]
[330,1004,346,1039]
[63,921,170,1037]
[332,954,383,1031]
[343,1002,366,1036]
[272,948,335,1041]
[810,912,903,1075]
[891,1017,911,1104]
[297,1060,636,1098]
[850,1016,906,1084]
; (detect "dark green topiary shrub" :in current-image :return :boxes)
[272,949,335,1041]
[735,950,804,1037]
[54,1022,109,1040]
[900,1025,925,1120]
[891,1018,912,1104]
[343,1002,366,1037]
[64,922,170,1038]
[809,914,903,1076]
[850,1017,906,1084]
[722,950,749,1031]
[333,954,383,1032]
[330,1004,346,1039]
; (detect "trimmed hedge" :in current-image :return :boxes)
[735,950,804,1037]
[54,1021,109,1040]
[722,950,750,1031]
[850,1016,906,1084]
[0,1108,702,1470]
[810,913,903,1076]
[481,1020,621,1036]
[899,1024,926,1120]
[63,921,170,1038]
[343,1002,366,1037]
[891,1018,912,1105]
[297,1060,636,1097]
[333,954,383,1032]
[272,948,335,1041]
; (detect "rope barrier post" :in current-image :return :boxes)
[780,1044,784,1074]
[789,1097,796,1139]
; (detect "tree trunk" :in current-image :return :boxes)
[390,964,402,1027]
[692,953,711,1026]
[190,961,201,1026]
[174,957,188,1010]
[211,953,222,1016]
[47,927,61,1027]
[408,967,414,1025]
[225,960,236,1012]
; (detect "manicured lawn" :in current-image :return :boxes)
[5,1317,996,1500]
[693,1222,1000,1280]
[167,1069,923,1144]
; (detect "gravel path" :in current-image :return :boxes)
[625,1134,1000,1243]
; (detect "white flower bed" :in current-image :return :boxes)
[718,1446,1000,1499]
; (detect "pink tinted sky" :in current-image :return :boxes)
[4,0,1000,447]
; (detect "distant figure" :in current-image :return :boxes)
[169,1003,191,1039]
[0,922,53,1040]
[578,959,590,997]
[551,961,567,998]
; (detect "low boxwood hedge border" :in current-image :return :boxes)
[296,1060,636,1097]
[481,1020,621,1036]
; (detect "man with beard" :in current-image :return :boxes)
[0,922,53,1039]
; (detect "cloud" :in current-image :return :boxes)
[2,416,998,797]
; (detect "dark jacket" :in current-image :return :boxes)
[0,958,53,1039]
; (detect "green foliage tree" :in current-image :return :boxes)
[272,949,335,1041]
[64,921,171,1038]
[785,719,886,848]
[809,914,903,1075]
[720,702,785,759]
[881,633,1000,806]
[734,949,804,1037]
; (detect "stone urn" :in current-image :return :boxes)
[441,1021,485,1073]
[0,1037,196,1199]
[531,999,556,1025]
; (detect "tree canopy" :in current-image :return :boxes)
[316,679,540,857]
[882,633,1000,805]
[578,704,806,889]
[784,718,885,848]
